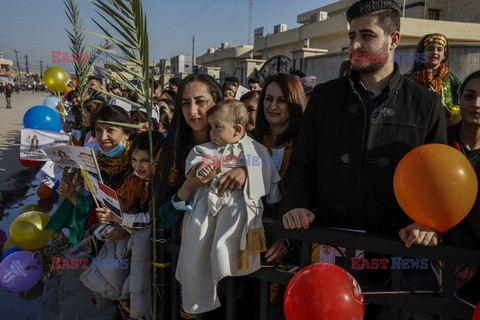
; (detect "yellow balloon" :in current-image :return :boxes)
[10,211,53,250]
[2,237,15,251]
[43,66,68,92]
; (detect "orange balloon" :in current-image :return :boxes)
[36,184,54,200]
[394,144,478,234]
[63,86,72,96]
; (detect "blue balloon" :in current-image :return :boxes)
[42,97,61,110]
[1,246,22,262]
[23,105,62,132]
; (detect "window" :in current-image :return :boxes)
[428,9,440,20]
[185,64,189,68]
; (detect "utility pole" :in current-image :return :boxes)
[248,0,254,45]
[39,61,43,80]
[25,54,29,74]
[192,34,195,74]
[13,49,21,84]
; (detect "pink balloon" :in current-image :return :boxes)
[0,251,43,292]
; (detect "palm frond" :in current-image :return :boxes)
[64,0,89,102]
[84,0,158,315]
[97,120,143,130]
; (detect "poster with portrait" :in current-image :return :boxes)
[20,129,71,161]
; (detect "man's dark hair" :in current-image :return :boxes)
[168,76,182,87]
[161,89,177,101]
[88,75,102,83]
[346,0,401,34]
[225,76,239,85]
[248,77,262,86]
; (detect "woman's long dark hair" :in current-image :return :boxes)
[153,74,222,208]
[460,70,480,98]
[409,33,450,74]
[254,73,305,147]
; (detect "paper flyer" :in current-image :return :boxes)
[35,160,63,188]
[20,129,71,161]
[44,145,99,175]
[234,85,251,100]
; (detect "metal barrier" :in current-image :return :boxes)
[156,218,480,320]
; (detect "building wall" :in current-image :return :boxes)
[305,44,480,84]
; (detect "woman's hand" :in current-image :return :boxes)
[399,222,438,248]
[103,224,129,241]
[264,238,289,263]
[96,206,122,224]
[58,180,78,206]
[216,167,247,196]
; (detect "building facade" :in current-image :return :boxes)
[0,58,15,84]
[196,0,480,85]
[171,55,193,76]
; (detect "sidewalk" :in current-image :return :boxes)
[40,268,121,320]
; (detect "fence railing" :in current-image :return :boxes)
[155,218,480,320]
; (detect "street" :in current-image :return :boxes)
[0,91,52,320]
[0,91,51,209]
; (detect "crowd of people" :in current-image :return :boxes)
[39,0,480,319]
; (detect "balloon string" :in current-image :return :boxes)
[363,290,433,295]
[56,91,66,123]
[455,296,476,308]
[438,235,443,288]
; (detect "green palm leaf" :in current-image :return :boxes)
[82,1,158,315]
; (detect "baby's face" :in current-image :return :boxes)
[208,111,240,146]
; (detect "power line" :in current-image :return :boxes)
[25,54,29,74]
[153,0,218,44]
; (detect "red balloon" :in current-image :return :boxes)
[284,263,364,320]
[473,303,480,320]
[17,153,40,168]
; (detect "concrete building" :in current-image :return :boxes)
[196,43,254,83]
[196,0,480,85]
[0,58,15,84]
[171,55,193,76]
[254,0,480,61]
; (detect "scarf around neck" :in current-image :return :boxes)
[408,64,451,97]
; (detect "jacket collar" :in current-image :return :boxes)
[348,63,402,96]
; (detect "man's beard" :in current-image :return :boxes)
[351,41,390,74]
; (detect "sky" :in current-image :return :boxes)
[0,0,337,74]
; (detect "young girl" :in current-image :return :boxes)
[407,33,461,125]
[176,100,280,315]
[80,130,165,319]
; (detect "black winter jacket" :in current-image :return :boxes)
[285,65,447,237]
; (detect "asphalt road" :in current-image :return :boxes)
[0,91,51,210]
[0,91,52,320]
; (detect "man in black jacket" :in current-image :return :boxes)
[283,0,446,247]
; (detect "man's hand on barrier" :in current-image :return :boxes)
[399,222,438,248]
[283,208,315,229]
